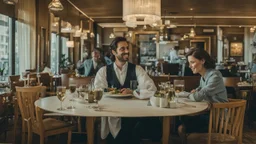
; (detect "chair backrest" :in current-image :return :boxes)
[9,75,24,93]
[223,77,240,98]
[16,86,45,129]
[208,99,246,143]
[222,77,240,87]
[69,76,94,88]
[39,73,52,87]
[61,74,75,88]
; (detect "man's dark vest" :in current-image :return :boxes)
[106,62,137,89]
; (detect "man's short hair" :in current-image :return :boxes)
[93,48,102,53]
[109,37,127,51]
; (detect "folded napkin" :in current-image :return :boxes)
[175,91,190,98]
[133,89,155,99]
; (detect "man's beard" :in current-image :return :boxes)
[116,53,129,62]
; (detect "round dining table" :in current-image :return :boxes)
[35,95,209,144]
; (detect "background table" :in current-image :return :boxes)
[35,96,209,144]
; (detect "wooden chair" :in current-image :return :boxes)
[16,86,74,144]
[187,99,246,144]
[223,77,240,98]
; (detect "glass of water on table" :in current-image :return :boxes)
[173,80,185,103]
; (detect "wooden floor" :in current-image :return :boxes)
[0,120,256,144]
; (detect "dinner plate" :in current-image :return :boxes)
[105,93,133,98]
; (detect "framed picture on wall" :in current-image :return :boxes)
[230,42,243,56]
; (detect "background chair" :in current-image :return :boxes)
[188,99,246,144]
[223,77,240,98]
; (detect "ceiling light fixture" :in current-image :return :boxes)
[48,0,64,11]
[189,27,196,37]
[109,32,115,39]
[189,16,196,37]
[123,0,161,27]
[3,0,18,5]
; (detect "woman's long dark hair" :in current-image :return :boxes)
[185,48,216,69]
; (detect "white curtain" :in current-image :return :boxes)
[16,0,36,74]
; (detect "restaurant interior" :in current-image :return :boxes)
[0,0,256,144]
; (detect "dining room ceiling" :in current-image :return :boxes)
[69,0,256,27]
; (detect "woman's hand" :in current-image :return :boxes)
[120,88,133,94]
[190,89,196,93]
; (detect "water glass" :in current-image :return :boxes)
[67,84,76,109]
[174,80,185,103]
[93,88,103,111]
[130,80,138,90]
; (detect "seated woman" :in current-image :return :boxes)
[178,48,228,144]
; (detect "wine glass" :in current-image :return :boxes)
[67,84,76,109]
[93,88,103,111]
[56,86,66,111]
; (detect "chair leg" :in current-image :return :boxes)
[13,111,19,143]
[40,135,44,144]
[4,130,7,141]
[27,123,32,144]
[21,120,26,144]
[67,130,72,144]
[78,117,81,133]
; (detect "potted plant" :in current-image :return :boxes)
[59,54,72,74]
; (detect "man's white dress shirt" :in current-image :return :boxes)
[94,62,157,139]
[93,59,98,70]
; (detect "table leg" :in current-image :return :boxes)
[162,116,171,144]
[86,117,95,144]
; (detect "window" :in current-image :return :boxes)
[50,33,59,74]
[61,36,68,56]
[0,13,12,77]
[15,21,31,75]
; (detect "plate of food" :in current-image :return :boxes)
[105,88,133,98]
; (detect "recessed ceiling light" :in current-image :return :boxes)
[239,26,242,28]
[190,8,194,11]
